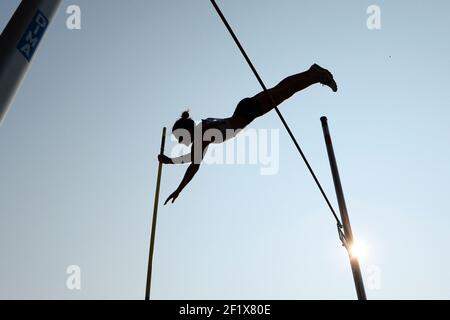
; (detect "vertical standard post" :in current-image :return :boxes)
[0,0,62,125]
[145,127,167,300]
[320,117,367,300]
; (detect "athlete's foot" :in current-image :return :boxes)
[310,64,338,92]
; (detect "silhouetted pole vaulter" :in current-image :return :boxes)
[145,127,167,300]
[320,117,367,300]
[207,1,344,231]
[0,0,61,125]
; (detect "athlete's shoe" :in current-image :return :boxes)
[311,64,338,92]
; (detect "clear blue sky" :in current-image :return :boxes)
[1,0,450,299]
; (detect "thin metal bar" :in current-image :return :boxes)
[209,0,342,228]
[145,127,167,300]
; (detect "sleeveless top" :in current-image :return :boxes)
[199,117,237,143]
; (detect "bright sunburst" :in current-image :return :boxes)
[349,240,368,260]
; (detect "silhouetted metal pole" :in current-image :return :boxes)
[145,127,167,300]
[320,117,367,300]
[0,0,62,125]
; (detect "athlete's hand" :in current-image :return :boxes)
[164,190,180,205]
[158,154,172,164]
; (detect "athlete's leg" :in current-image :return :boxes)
[253,64,337,116]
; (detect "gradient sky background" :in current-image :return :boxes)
[1,0,450,299]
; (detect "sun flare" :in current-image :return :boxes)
[349,240,368,260]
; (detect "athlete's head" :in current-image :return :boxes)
[172,110,195,146]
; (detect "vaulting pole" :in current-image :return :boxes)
[320,117,367,300]
[145,127,167,300]
[0,0,62,125]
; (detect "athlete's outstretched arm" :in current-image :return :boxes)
[158,153,192,165]
[164,142,209,205]
[164,163,200,205]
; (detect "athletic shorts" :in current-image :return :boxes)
[232,97,264,126]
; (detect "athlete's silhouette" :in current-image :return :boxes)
[158,64,337,205]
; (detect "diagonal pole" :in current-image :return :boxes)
[209,0,342,229]
[320,117,367,300]
[145,127,167,300]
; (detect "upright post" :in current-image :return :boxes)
[0,0,62,125]
[145,127,167,300]
[320,117,367,300]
